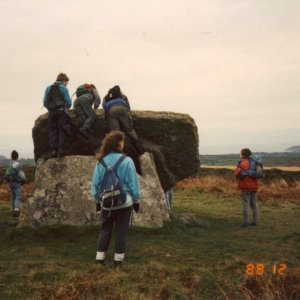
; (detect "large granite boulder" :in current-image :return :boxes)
[18,153,170,228]
[33,110,199,191]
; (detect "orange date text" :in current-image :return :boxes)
[245,263,287,276]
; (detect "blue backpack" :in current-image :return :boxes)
[240,155,264,179]
[99,155,127,210]
[250,156,263,178]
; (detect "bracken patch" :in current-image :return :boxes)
[176,176,300,205]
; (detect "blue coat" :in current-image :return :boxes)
[102,97,130,111]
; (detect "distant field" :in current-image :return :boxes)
[201,164,300,172]
[200,152,300,167]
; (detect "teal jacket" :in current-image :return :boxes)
[91,152,140,210]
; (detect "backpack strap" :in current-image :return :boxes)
[100,155,126,171]
[100,159,108,170]
[113,155,127,172]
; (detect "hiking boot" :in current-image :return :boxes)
[57,149,69,158]
[249,222,257,226]
[50,150,58,158]
[96,260,105,266]
[12,209,20,217]
[41,150,57,159]
[241,222,248,227]
[114,261,123,269]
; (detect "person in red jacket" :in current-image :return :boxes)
[235,148,259,227]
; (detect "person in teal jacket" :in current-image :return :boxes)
[91,130,140,268]
[43,73,72,158]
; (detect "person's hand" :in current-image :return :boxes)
[133,203,140,213]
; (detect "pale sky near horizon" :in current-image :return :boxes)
[0,0,299,158]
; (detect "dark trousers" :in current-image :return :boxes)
[48,110,69,151]
[74,98,96,129]
[97,206,132,254]
[108,106,144,155]
[108,106,138,140]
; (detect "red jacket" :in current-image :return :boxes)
[235,159,259,192]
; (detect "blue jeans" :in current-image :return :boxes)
[10,183,21,210]
[165,189,173,210]
[242,191,258,224]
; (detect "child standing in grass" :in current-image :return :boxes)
[4,150,27,217]
[91,130,140,268]
[235,148,259,227]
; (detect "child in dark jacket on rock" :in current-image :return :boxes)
[235,148,259,227]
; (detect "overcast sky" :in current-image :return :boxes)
[0,0,299,158]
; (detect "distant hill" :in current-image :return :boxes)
[0,156,35,167]
[200,152,300,167]
[286,145,300,153]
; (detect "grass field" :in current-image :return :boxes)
[0,179,299,299]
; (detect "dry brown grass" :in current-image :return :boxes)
[36,266,300,300]
[0,183,34,203]
[176,176,300,204]
[238,271,300,300]
[40,268,134,300]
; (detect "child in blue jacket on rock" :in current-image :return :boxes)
[43,73,72,158]
[91,130,140,267]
